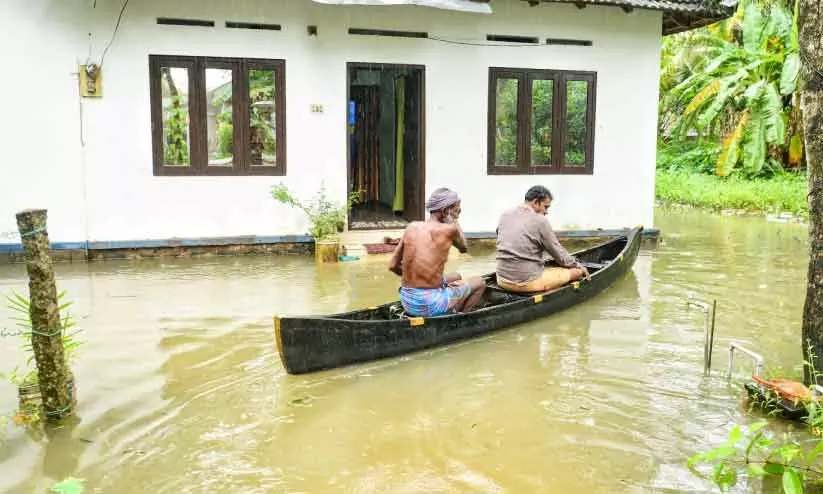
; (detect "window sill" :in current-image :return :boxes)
[486,166,593,176]
[153,167,287,177]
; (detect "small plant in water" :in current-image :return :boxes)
[688,346,823,493]
[270,182,360,241]
[0,289,83,435]
[0,289,84,386]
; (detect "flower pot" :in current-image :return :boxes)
[314,238,340,264]
[17,374,77,414]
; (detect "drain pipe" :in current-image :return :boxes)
[687,295,717,375]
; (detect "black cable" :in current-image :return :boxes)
[99,0,129,68]
[426,35,552,47]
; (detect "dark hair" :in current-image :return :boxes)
[525,185,553,203]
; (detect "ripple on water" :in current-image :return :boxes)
[0,209,812,493]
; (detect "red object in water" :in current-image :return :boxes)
[752,375,811,402]
[363,243,397,254]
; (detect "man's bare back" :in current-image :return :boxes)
[389,187,485,316]
[388,219,467,289]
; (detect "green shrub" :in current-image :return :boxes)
[656,169,808,217]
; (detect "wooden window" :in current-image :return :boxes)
[149,55,286,176]
[487,67,596,175]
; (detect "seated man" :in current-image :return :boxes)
[388,188,485,317]
[495,185,589,293]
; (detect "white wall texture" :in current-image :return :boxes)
[0,0,662,244]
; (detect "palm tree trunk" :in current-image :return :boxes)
[799,0,823,383]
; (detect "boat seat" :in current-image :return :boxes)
[580,260,609,270]
[485,285,531,298]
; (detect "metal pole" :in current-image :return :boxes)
[709,299,717,370]
[687,296,712,375]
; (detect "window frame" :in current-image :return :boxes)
[149,55,287,177]
[486,67,596,176]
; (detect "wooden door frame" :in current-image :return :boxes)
[345,62,426,230]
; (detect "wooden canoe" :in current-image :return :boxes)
[275,225,644,375]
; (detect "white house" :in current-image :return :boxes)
[0,0,731,256]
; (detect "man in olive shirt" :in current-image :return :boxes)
[495,185,589,292]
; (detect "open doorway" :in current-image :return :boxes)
[347,63,425,230]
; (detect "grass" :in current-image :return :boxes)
[655,169,809,218]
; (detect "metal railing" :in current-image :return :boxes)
[727,342,765,379]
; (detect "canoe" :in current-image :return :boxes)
[275,225,644,375]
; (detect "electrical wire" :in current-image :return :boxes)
[427,35,540,47]
[99,0,130,68]
[426,34,572,47]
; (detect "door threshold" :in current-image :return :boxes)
[349,221,409,231]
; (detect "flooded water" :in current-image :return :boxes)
[0,208,811,493]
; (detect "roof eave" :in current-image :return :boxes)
[661,8,735,34]
[528,0,736,35]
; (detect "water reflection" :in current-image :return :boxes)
[0,208,812,492]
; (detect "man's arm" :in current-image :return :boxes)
[538,219,580,268]
[387,234,405,276]
[450,222,469,254]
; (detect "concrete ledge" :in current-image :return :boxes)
[0,228,659,263]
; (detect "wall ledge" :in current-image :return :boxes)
[0,228,660,263]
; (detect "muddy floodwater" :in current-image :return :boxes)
[0,208,811,493]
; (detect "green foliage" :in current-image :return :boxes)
[271,183,360,241]
[530,79,552,165]
[162,85,190,166]
[210,69,278,164]
[494,75,589,166]
[50,477,85,494]
[659,0,803,177]
[656,169,808,216]
[494,79,518,166]
[687,421,813,493]
[163,93,190,165]
[0,289,84,388]
[249,69,277,163]
[657,139,723,175]
[688,347,823,493]
[216,118,233,159]
[564,80,589,165]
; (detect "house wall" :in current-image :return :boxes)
[0,0,662,245]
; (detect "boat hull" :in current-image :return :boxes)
[275,226,643,374]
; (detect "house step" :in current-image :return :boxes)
[338,228,465,260]
[339,229,404,258]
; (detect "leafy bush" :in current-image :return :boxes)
[656,168,807,216]
[657,139,723,175]
[271,183,360,241]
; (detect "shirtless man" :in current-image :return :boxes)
[388,188,485,317]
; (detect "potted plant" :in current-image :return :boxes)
[270,182,360,263]
[1,290,82,423]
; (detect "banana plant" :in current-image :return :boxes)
[660,0,802,176]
